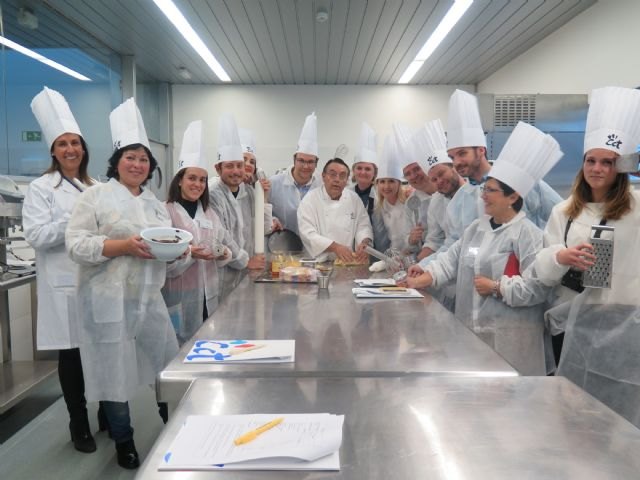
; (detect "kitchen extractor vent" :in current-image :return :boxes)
[494,95,536,128]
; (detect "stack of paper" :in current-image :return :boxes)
[159,413,344,471]
[352,287,424,299]
[353,278,396,287]
[184,340,295,363]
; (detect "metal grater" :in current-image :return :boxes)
[582,225,614,289]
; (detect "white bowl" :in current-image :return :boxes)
[140,227,193,262]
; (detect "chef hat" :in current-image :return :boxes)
[295,112,318,156]
[584,86,640,155]
[217,113,243,163]
[392,122,417,169]
[30,87,83,149]
[177,120,208,173]
[239,128,256,156]
[447,89,487,149]
[109,98,150,150]
[489,121,563,197]
[413,119,452,174]
[376,135,403,181]
[355,122,378,165]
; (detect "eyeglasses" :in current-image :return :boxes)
[325,171,349,181]
[295,158,317,167]
[480,185,503,194]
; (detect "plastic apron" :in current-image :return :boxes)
[209,181,271,298]
[557,193,640,427]
[66,179,179,402]
[371,199,412,253]
[23,172,86,350]
[427,212,550,375]
[162,201,238,344]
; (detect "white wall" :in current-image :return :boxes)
[478,0,640,94]
[172,84,472,176]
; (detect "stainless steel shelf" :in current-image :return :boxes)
[0,360,58,414]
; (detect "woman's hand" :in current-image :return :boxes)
[124,235,154,259]
[259,178,271,200]
[247,253,266,270]
[190,245,216,261]
[556,243,596,271]
[407,264,424,277]
[215,246,231,261]
[474,275,495,296]
[271,218,284,232]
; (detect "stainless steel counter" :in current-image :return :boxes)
[157,267,516,404]
[139,376,640,479]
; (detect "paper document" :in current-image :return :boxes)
[353,278,397,287]
[184,340,295,363]
[159,413,344,471]
[352,287,424,299]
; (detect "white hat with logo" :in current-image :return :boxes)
[584,86,640,156]
[447,89,487,149]
[239,128,256,156]
[489,121,563,197]
[30,87,82,149]
[413,119,452,174]
[178,120,208,173]
[109,98,150,150]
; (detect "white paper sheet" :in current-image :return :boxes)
[183,340,295,363]
[159,413,344,471]
[352,287,424,298]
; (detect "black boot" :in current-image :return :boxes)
[97,402,112,438]
[69,416,97,453]
[115,439,140,469]
[158,402,168,424]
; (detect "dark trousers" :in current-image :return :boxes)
[58,348,87,422]
[100,400,133,444]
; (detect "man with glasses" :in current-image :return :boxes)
[444,90,561,246]
[269,112,322,236]
[393,123,437,255]
[298,158,373,263]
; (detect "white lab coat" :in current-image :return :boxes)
[269,168,321,235]
[23,172,90,350]
[371,199,412,253]
[446,179,562,249]
[162,201,240,344]
[533,191,640,427]
[425,211,551,375]
[65,179,180,402]
[209,181,272,298]
[297,186,373,261]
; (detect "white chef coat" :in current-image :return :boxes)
[23,172,91,350]
[297,185,373,261]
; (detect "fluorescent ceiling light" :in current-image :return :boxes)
[0,35,91,81]
[153,0,231,82]
[398,0,473,84]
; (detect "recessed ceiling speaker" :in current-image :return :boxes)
[18,7,39,30]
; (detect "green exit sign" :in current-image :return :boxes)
[22,131,42,142]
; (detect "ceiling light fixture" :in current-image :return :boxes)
[0,35,91,81]
[153,0,231,82]
[398,0,473,84]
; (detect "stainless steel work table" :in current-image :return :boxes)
[157,267,516,404]
[138,376,640,479]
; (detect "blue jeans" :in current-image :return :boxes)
[100,400,133,444]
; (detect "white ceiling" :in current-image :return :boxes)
[3,0,597,85]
